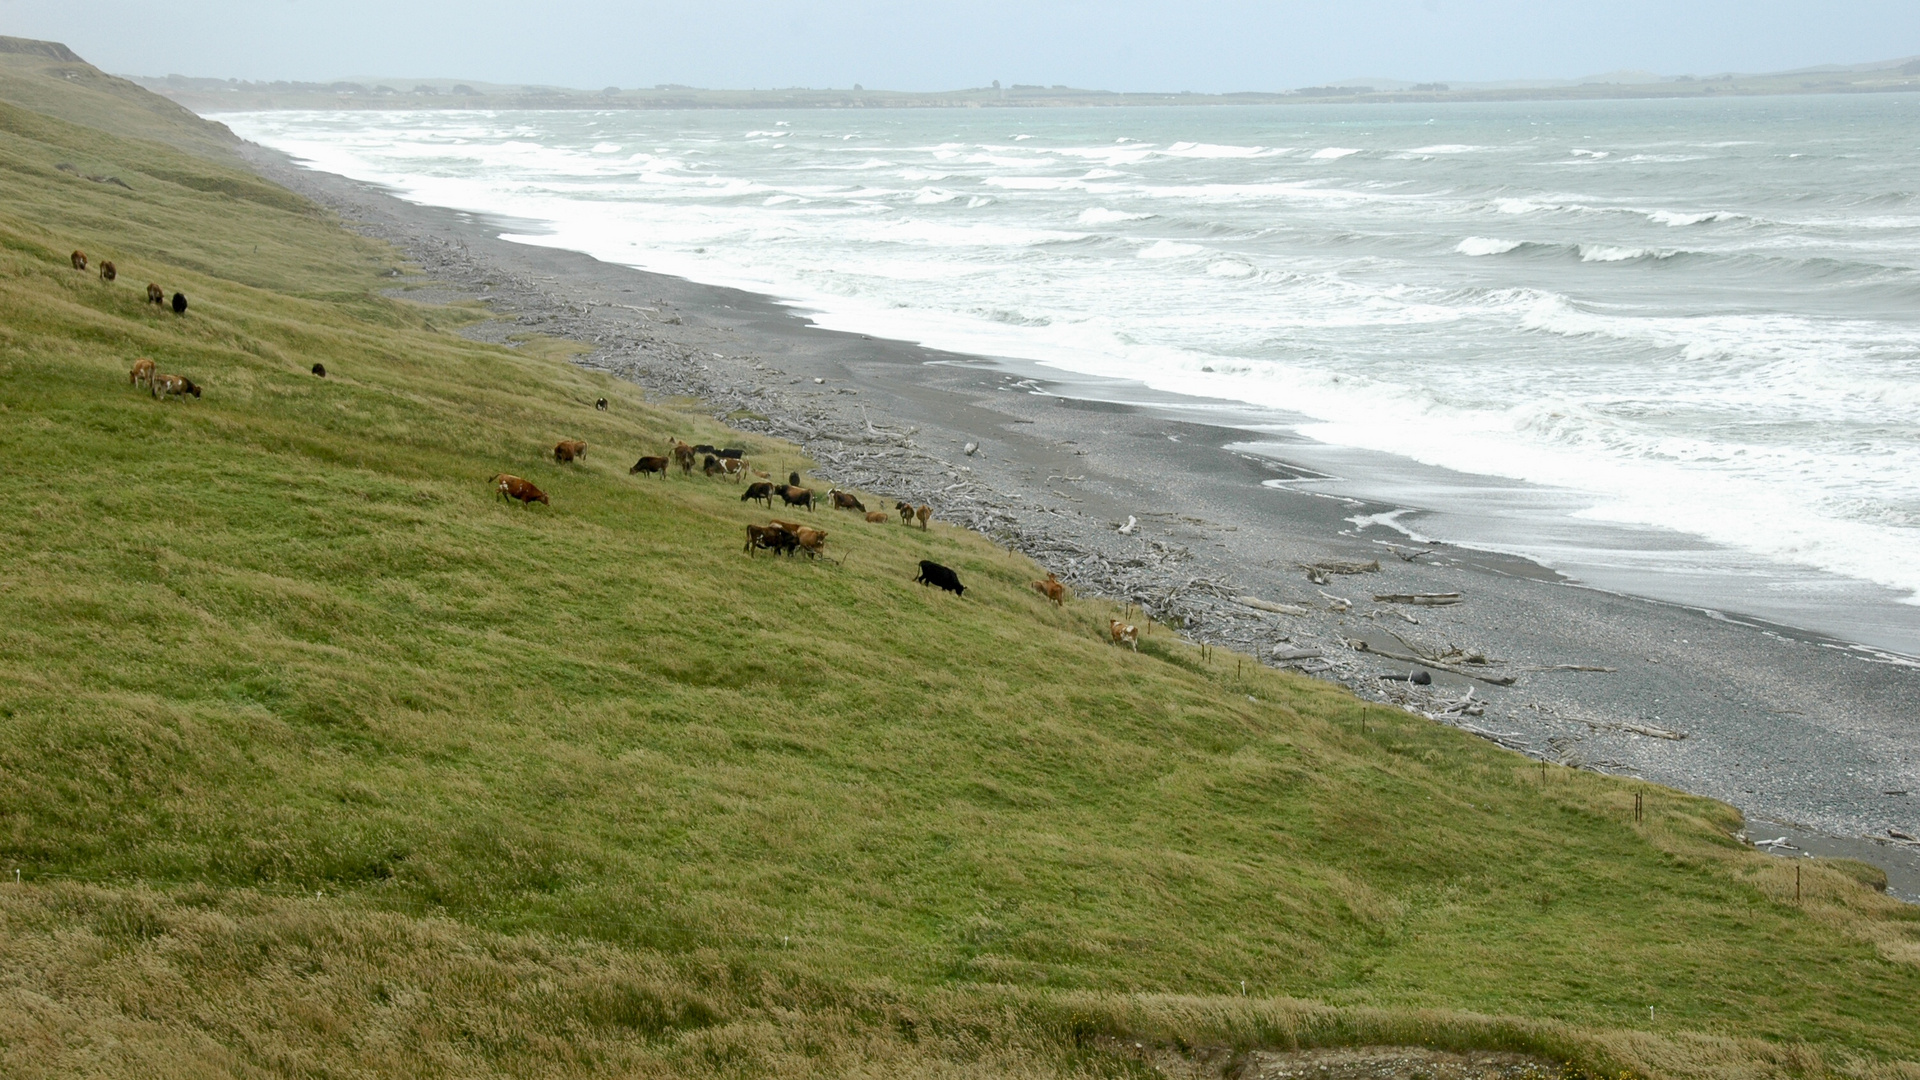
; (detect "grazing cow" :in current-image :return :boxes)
[99,260,117,283]
[865,511,889,524]
[915,504,932,531]
[630,455,670,478]
[741,481,774,507]
[1029,573,1068,607]
[828,489,865,512]
[693,443,718,455]
[171,292,187,315]
[128,357,155,388]
[702,453,726,478]
[776,485,814,512]
[146,283,165,306]
[595,397,608,411]
[718,447,745,460]
[744,523,797,556]
[671,441,695,476]
[717,457,747,481]
[492,473,549,506]
[554,439,587,464]
[311,363,326,377]
[793,527,829,559]
[914,560,965,597]
[70,250,87,271]
[896,500,915,525]
[151,373,200,400]
[1109,620,1139,651]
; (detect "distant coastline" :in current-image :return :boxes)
[133,55,1920,111]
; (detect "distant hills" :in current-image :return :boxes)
[128,54,1920,111]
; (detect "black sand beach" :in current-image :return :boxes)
[238,142,1920,899]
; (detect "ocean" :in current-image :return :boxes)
[220,95,1920,653]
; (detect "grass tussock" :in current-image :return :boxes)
[1,43,1918,1079]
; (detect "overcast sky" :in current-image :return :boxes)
[5,1,1919,92]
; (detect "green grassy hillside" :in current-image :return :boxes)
[2,45,1918,1080]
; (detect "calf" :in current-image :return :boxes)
[554,439,587,464]
[146,283,165,306]
[1109,620,1139,651]
[128,357,155,388]
[1029,573,1067,607]
[741,481,774,507]
[828,489,865,512]
[311,363,326,377]
[671,441,695,475]
[171,292,187,315]
[492,473,549,506]
[896,500,915,525]
[630,455,670,478]
[99,260,117,283]
[744,523,797,556]
[70,250,87,271]
[915,504,932,530]
[914,560,965,597]
[865,511,889,524]
[776,485,814,511]
[151,373,200,400]
[595,397,608,411]
[793,527,829,559]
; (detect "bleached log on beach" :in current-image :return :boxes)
[1521,664,1619,673]
[1234,596,1311,616]
[1374,593,1463,606]
[1307,559,1381,574]
[1343,640,1518,686]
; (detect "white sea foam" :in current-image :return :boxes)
[1457,237,1523,256]
[218,101,1920,622]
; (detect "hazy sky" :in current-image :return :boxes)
[5,1,1918,92]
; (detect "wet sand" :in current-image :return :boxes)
[238,141,1920,899]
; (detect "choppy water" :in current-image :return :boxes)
[222,96,1920,634]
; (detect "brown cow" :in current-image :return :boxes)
[492,473,549,506]
[865,511,889,524]
[146,283,165,306]
[744,523,797,556]
[151,373,200,400]
[776,485,814,511]
[1109,619,1139,651]
[769,519,806,534]
[554,439,587,464]
[99,260,117,283]
[792,527,829,559]
[915,504,932,530]
[128,357,155,388]
[1029,573,1068,607]
[70,250,87,271]
[630,455,669,478]
[671,441,696,476]
[719,457,747,481]
[895,500,915,525]
[828,489,865,512]
[741,481,774,507]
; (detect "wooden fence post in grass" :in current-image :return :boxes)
[1796,865,1802,905]
[1635,792,1643,823]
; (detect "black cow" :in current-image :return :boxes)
[718,447,745,459]
[914,560,965,597]
[693,443,718,455]
[171,292,187,315]
[595,397,608,411]
[311,363,326,377]
[741,481,774,507]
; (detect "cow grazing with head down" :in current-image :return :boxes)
[1029,573,1068,607]
[718,457,747,481]
[1109,620,1139,651]
[702,454,726,478]
[865,511,889,524]
[554,439,587,464]
[99,261,117,283]
[744,523,798,557]
[828,489,865,513]
[741,482,774,507]
[595,397,608,411]
[151,373,200,400]
[914,560,964,597]
[492,473,549,506]
[146,283,165,306]
[630,455,669,478]
[793,527,829,559]
[171,292,187,315]
[915,504,932,531]
[128,357,155,388]
[311,363,326,377]
[776,485,814,511]
[70,250,87,271]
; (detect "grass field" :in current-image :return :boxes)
[2,41,1919,1080]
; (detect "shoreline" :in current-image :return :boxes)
[235,140,1920,899]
